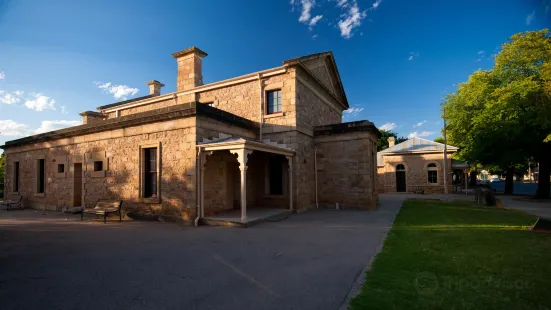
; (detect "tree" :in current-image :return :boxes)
[434,137,445,144]
[444,29,551,198]
[377,129,407,151]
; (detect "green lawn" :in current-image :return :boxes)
[350,199,551,310]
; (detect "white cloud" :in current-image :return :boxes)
[35,120,81,134]
[370,0,383,10]
[338,1,367,39]
[13,90,24,96]
[0,119,80,137]
[408,131,435,138]
[61,105,68,115]
[309,15,323,27]
[344,107,364,115]
[0,92,21,104]
[0,71,5,80]
[379,122,397,131]
[0,120,29,136]
[298,0,315,23]
[24,93,56,111]
[413,120,426,128]
[95,81,139,100]
[408,52,420,61]
[312,34,318,39]
[526,10,535,25]
[476,50,486,62]
[336,0,348,7]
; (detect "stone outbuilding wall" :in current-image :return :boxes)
[378,153,453,194]
[314,121,380,210]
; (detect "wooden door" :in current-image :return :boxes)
[396,171,406,192]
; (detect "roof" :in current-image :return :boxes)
[95,50,349,113]
[1,103,256,149]
[377,137,458,166]
[198,136,295,156]
[314,120,381,137]
[97,94,155,111]
[283,51,349,109]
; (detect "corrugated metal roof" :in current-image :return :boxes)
[377,137,458,166]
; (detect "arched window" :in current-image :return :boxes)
[427,163,438,184]
[396,164,405,171]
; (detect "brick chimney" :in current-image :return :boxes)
[146,80,165,96]
[172,46,208,92]
[388,136,396,148]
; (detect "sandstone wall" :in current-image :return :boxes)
[379,153,453,194]
[315,132,378,209]
[295,68,343,136]
[4,117,199,223]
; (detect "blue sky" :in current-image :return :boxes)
[0,0,549,150]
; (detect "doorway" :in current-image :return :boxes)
[73,163,83,207]
[396,164,406,192]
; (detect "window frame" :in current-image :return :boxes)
[427,163,438,184]
[93,161,103,172]
[265,89,283,115]
[143,148,158,198]
[36,158,45,195]
[139,142,161,203]
[13,161,20,193]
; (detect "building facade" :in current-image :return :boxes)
[377,137,457,194]
[2,47,380,224]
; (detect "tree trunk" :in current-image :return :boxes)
[536,157,550,199]
[469,171,478,187]
[504,167,514,194]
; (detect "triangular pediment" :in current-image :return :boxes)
[284,52,348,108]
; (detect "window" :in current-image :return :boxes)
[37,159,45,193]
[57,164,65,173]
[396,164,405,171]
[93,161,103,172]
[14,162,19,192]
[268,156,284,195]
[144,148,158,198]
[266,90,282,114]
[427,163,438,184]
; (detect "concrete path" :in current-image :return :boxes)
[499,196,551,218]
[0,196,404,310]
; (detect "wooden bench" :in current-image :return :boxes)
[81,200,123,223]
[2,196,23,210]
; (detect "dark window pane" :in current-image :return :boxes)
[94,161,103,172]
[144,148,158,198]
[38,159,45,193]
[14,162,19,192]
[58,164,65,173]
[428,171,437,184]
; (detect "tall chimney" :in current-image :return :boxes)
[172,46,208,92]
[388,136,396,148]
[146,80,165,96]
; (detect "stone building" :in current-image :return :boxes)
[1,47,380,225]
[377,137,458,194]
